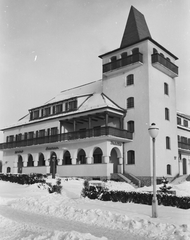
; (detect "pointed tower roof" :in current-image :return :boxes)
[120,6,151,48]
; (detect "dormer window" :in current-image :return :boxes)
[65,99,77,112]
[44,107,51,116]
[33,110,39,119]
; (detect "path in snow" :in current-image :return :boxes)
[0,205,150,240]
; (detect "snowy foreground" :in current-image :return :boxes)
[0,178,190,240]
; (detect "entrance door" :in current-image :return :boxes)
[110,149,118,173]
[18,155,23,173]
[183,158,187,174]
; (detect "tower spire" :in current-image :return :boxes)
[120,6,151,48]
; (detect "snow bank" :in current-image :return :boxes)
[0,179,190,240]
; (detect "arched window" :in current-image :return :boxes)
[28,154,34,167]
[160,53,165,58]
[121,52,128,58]
[126,74,134,86]
[18,155,23,174]
[93,148,103,164]
[7,167,11,173]
[165,108,170,120]
[166,136,171,149]
[110,56,117,62]
[110,56,117,70]
[166,57,171,62]
[127,97,134,108]
[153,48,158,54]
[127,121,134,133]
[63,151,72,165]
[167,164,171,175]
[38,153,45,166]
[132,48,139,54]
[77,149,86,164]
[127,150,135,164]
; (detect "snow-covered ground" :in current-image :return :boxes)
[0,177,190,240]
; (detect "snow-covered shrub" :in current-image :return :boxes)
[47,178,62,194]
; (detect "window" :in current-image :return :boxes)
[165,108,170,120]
[127,150,135,164]
[127,97,134,108]
[44,107,51,116]
[16,134,22,141]
[65,99,77,111]
[177,117,181,125]
[127,121,134,133]
[166,136,171,149]
[132,48,139,54]
[153,48,158,54]
[56,104,63,114]
[164,83,169,95]
[33,110,39,119]
[126,74,134,86]
[184,120,188,127]
[39,130,45,137]
[51,127,58,135]
[121,52,127,58]
[28,132,34,139]
[7,135,14,142]
[167,164,171,175]
[110,56,117,62]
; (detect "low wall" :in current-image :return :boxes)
[23,166,48,174]
[57,163,113,178]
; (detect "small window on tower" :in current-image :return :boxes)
[126,74,134,86]
[164,83,169,95]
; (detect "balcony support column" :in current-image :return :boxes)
[103,156,110,164]
[72,158,77,165]
[73,119,76,132]
[88,116,92,129]
[87,157,92,164]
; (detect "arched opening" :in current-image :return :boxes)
[93,148,103,164]
[50,152,57,174]
[27,154,34,167]
[7,167,11,173]
[77,149,86,164]
[18,155,23,173]
[132,48,139,54]
[38,153,45,166]
[63,151,72,165]
[182,158,187,174]
[110,148,118,173]
[167,164,171,175]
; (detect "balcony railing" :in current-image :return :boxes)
[178,142,190,151]
[103,53,143,73]
[0,127,132,150]
[151,53,178,75]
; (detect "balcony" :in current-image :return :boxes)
[178,142,190,151]
[0,127,132,150]
[103,53,143,76]
[151,53,178,78]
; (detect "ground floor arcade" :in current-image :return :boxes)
[2,139,125,179]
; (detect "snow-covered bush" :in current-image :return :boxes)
[46,178,62,194]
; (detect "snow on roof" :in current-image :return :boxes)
[1,92,124,131]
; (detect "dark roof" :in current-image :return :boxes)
[120,6,151,48]
[99,6,178,60]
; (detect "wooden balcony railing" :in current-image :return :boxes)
[151,53,178,75]
[103,53,143,73]
[0,127,132,150]
[178,142,190,151]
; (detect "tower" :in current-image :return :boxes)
[100,6,179,184]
